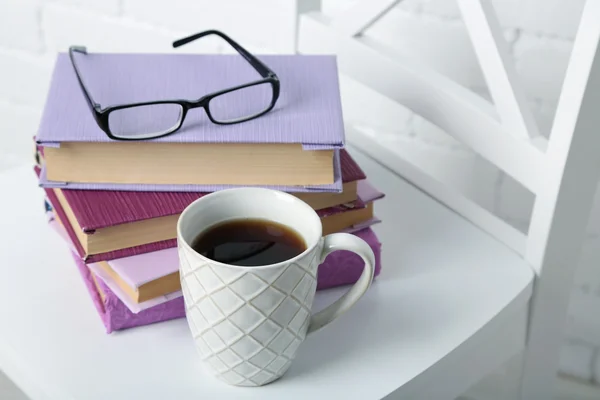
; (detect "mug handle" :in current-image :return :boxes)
[307,233,376,335]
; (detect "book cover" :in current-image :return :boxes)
[37,54,345,148]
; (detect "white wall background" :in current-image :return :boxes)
[1,0,599,386]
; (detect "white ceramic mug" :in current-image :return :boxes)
[177,188,375,387]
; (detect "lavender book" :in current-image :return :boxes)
[37,53,345,191]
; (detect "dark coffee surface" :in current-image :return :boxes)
[190,219,307,266]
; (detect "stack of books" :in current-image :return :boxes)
[35,52,384,333]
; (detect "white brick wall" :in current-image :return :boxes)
[42,3,184,53]
[0,49,52,107]
[122,0,298,53]
[0,0,598,385]
[53,0,122,15]
[0,0,44,53]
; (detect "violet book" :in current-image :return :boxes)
[36,53,346,191]
[37,54,345,147]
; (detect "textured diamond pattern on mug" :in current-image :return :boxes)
[180,247,318,386]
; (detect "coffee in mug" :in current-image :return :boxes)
[190,218,307,266]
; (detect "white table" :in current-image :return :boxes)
[0,148,532,399]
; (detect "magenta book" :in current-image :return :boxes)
[43,176,382,263]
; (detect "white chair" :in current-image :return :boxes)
[297,0,600,399]
[1,2,599,400]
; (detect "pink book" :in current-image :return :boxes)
[66,227,382,333]
[91,214,382,313]
[48,207,383,320]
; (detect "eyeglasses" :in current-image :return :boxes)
[69,30,280,141]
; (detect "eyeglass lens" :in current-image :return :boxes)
[208,82,273,123]
[108,103,184,139]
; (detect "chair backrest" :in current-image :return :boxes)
[297,0,600,398]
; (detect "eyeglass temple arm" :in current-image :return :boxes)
[69,46,101,112]
[172,30,276,79]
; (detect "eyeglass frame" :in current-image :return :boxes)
[69,29,281,141]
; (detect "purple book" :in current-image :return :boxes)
[37,53,345,147]
[36,53,346,192]
[69,228,382,333]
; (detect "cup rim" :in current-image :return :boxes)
[176,187,323,269]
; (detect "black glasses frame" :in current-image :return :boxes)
[69,30,280,141]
